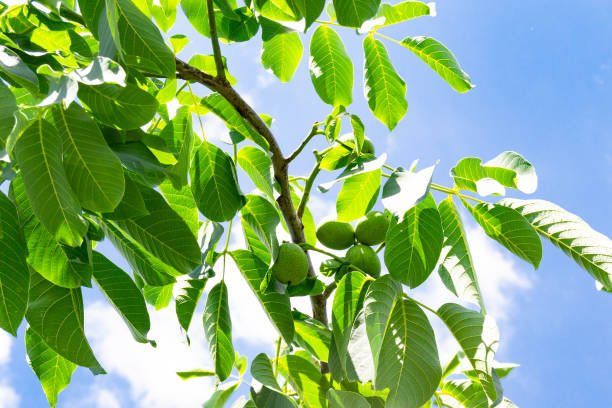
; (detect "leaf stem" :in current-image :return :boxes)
[186,81,206,141]
[314,20,344,27]
[373,32,404,47]
[322,281,337,301]
[402,292,439,316]
[273,336,281,377]
[434,392,444,408]
[222,219,233,281]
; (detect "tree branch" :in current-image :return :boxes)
[205,0,228,84]
[175,58,329,326]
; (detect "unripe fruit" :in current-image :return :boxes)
[316,221,355,250]
[271,243,309,286]
[346,244,381,278]
[362,137,375,154]
[355,211,389,246]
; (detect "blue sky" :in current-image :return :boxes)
[1,1,611,407]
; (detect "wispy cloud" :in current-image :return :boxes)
[82,302,215,408]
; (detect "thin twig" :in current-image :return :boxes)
[287,125,322,163]
[296,157,322,219]
[322,282,337,301]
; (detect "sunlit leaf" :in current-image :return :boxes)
[363,36,407,130]
[0,191,29,335]
[500,198,612,290]
[384,194,443,287]
[203,282,235,381]
[309,25,353,107]
[25,328,76,407]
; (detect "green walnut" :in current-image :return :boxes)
[346,244,381,278]
[316,220,355,250]
[355,211,389,246]
[362,137,375,154]
[271,243,309,286]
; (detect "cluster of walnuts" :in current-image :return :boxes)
[271,211,389,286]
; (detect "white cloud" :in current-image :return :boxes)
[0,331,19,408]
[84,302,216,408]
[256,73,276,89]
[93,389,121,408]
[202,116,229,144]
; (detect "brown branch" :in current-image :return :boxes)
[175,58,329,326]
[205,0,228,84]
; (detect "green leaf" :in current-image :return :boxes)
[143,283,173,310]
[200,93,269,150]
[204,381,241,408]
[237,146,275,200]
[159,180,200,239]
[336,169,382,222]
[0,191,29,336]
[384,194,443,287]
[251,353,281,392]
[327,389,370,408]
[92,251,151,343]
[25,327,76,408]
[463,201,542,268]
[363,275,402,369]
[78,83,159,130]
[98,218,176,286]
[175,276,207,341]
[14,117,87,247]
[309,25,353,107]
[182,1,259,42]
[262,32,303,82]
[241,195,280,265]
[10,177,88,288]
[438,303,501,404]
[188,54,237,85]
[333,0,381,27]
[319,153,387,192]
[484,151,538,194]
[160,106,195,189]
[256,0,299,22]
[0,45,39,94]
[438,380,488,408]
[115,184,201,274]
[375,298,441,408]
[191,141,246,222]
[176,369,216,380]
[277,354,330,408]
[287,0,325,28]
[382,165,434,217]
[104,175,149,220]
[109,0,175,76]
[111,142,170,187]
[499,198,612,290]
[169,34,189,53]
[26,271,105,374]
[360,1,435,32]
[363,36,407,130]
[203,282,235,381]
[251,386,298,408]
[451,152,537,196]
[293,312,331,361]
[401,36,474,93]
[51,104,125,213]
[0,81,17,147]
[230,250,295,343]
[330,271,370,382]
[438,197,484,309]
